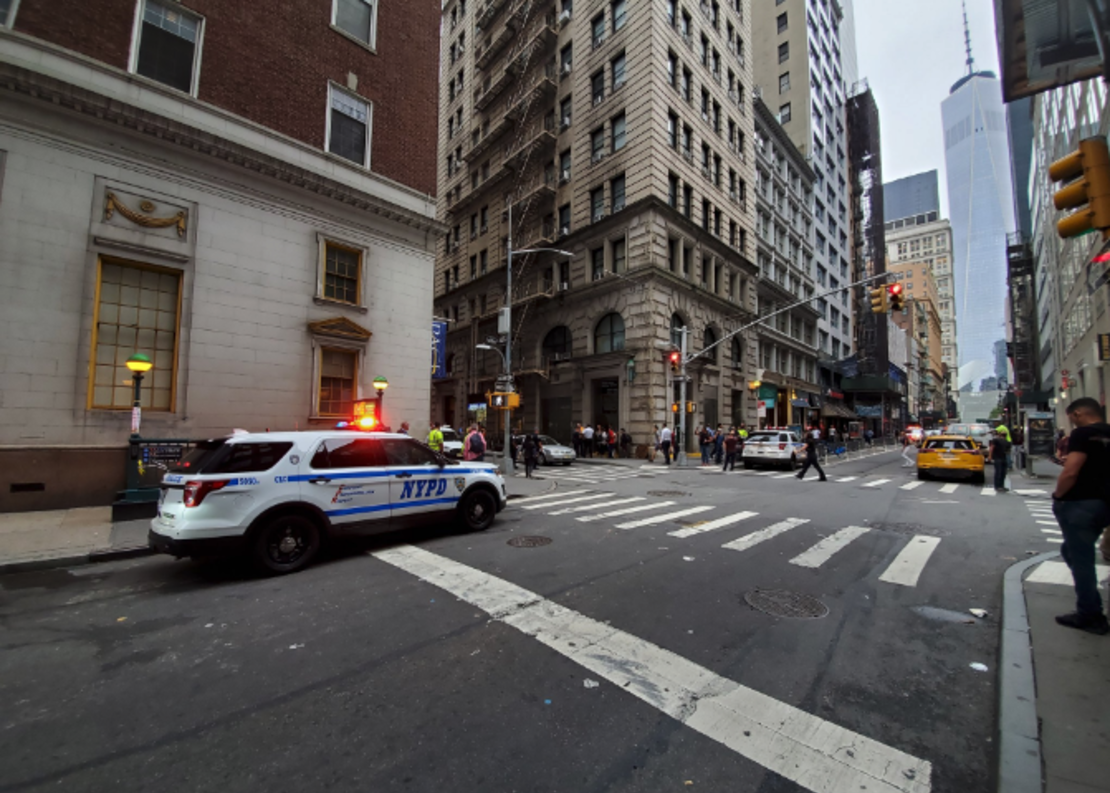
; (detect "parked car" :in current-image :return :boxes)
[513,434,575,465]
[741,429,805,470]
[440,426,463,459]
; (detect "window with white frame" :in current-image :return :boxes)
[333,0,378,48]
[132,0,203,94]
[328,85,372,167]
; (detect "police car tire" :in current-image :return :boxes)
[253,514,321,574]
[743,460,754,469]
[459,488,497,532]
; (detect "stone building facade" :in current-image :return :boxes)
[0,0,442,511]
[432,0,764,451]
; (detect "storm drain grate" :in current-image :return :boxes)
[647,490,688,498]
[744,589,829,620]
[507,536,553,548]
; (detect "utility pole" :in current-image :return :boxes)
[502,203,514,477]
[677,325,688,465]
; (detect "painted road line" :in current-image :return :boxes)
[900,481,925,491]
[1036,520,1059,527]
[878,535,942,587]
[548,497,644,516]
[835,476,858,482]
[772,473,798,479]
[577,501,676,522]
[862,479,891,488]
[520,493,612,511]
[789,526,871,569]
[754,470,779,477]
[938,483,959,494]
[722,518,810,554]
[1040,528,1062,535]
[372,545,932,793]
[667,511,759,539]
[1013,489,1048,496]
[615,506,716,529]
[511,491,594,506]
[980,487,996,497]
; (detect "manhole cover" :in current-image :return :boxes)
[647,490,688,498]
[507,536,553,548]
[744,590,829,619]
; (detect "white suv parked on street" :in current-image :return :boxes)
[149,430,507,574]
[741,430,806,470]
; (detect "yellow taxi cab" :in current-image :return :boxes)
[916,435,985,484]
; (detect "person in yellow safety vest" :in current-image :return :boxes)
[427,422,444,453]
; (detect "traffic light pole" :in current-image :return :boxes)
[503,204,514,477]
[677,325,688,466]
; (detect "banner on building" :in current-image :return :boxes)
[431,321,448,379]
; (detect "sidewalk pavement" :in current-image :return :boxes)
[1000,548,1110,792]
[0,508,151,573]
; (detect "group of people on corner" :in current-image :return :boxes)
[571,424,634,459]
[691,424,751,470]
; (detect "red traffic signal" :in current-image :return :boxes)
[667,350,681,373]
[887,283,905,312]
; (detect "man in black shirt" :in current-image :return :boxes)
[795,433,827,482]
[988,431,1011,492]
[1052,397,1110,635]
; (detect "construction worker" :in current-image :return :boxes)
[427,421,444,453]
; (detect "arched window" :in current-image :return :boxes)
[703,326,718,363]
[731,337,744,370]
[595,313,626,353]
[542,326,572,359]
[670,313,685,347]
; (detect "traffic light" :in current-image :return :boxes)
[869,286,889,314]
[671,402,679,413]
[488,392,520,409]
[668,350,681,374]
[888,283,905,312]
[1049,136,1110,239]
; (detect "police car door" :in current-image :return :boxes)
[301,436,392,535]
[380,438,456,527]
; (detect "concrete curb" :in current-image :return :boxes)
[505,478,559,500]
[0,545,155,575]
[997,550,1057,793]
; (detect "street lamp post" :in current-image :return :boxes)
[125,353,153,439]
[499,201,573,476]
[372,376,389,429]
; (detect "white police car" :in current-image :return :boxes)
[149,430,507,574]
[741,429,806,470]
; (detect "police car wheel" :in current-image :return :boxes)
[460,489,497,532]
[254,515,320,574]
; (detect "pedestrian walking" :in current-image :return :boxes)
[650,424,660,463]
[508,434,519,471]
[463,424,486,462]
[864,428,874,447]
[593,424,603,457]
[989,430,1011,492]
[572,423,583,458]
[522,429,542,479]
[660,424,673,465]
[901,432,916,467]
[713,424,725,464]
[722,430,739,471]
[699,425,712,465]
[583,423,595,458]
[795,433,827,481]
[608,427,618,459]
[1050,397,1110,635]
[619,428,633,459]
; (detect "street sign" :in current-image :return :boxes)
[486,335,504,346]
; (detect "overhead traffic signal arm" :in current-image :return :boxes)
[1049,137,1110,239]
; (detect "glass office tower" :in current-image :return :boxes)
[941,70,1017,399]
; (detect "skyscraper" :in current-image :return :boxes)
[883,171,940,225]
[940,16,1016,403]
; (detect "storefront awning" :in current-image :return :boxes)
[821,403,857,419]
[790,398,812,408]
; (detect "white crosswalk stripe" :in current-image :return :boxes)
[577,501,677,522]
[1041,528,1062,535]
[721,518,810,553]
[772,473,797,479]
[615,506,715,529]
[900,481,924,491]
[862,479,890,488]
[938,483,959,494]
[1036,520,1058,526]
[520,493,611,510]
[878,535,941,587]
[789,526,871,569]
[835,476,858,482]
[511,491,594,506]
[548,497,644,516]
[667,511,759,539]
[980,487,996,497]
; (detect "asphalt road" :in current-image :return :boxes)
[0,450,1055,793]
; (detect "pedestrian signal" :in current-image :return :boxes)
[888,283,905,312]
[488,392,520,409]
[1049,137,1110,239]
[869,287,889,314]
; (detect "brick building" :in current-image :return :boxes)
[0,0,441,511]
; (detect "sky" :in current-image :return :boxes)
[853,0,1002,217]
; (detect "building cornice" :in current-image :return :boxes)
[0,31,446,235]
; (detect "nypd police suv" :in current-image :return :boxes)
[740,428,806,470]
[149,430,507,574]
